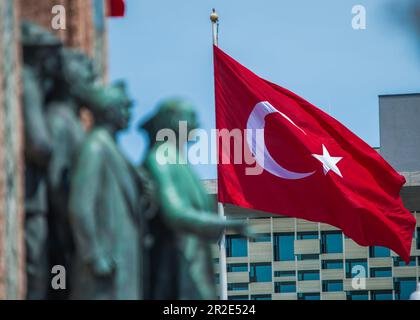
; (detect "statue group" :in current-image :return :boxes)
[21,22,249,300]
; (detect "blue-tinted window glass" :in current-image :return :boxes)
[226,235,247,257]
[298,270,319,281]
[369,246,390,258]
[229,295,248,300]
[321,231,343,253]
[393,257,416,267]
[371,290,393,300]
[274,282,296,293]
[298,293,320,300]
[297,254,319,261]
[417,227,420,250]
[346,291,369,300]
[297,232,318,240]
[274,271,295,277]
[322,260,343,269]
[227,263,248,272]
[394,278,417,300]
[228,283,248,291]
[251,233,271,242]
[371,267,392,278]
[322,280,343,292]
[345,259,368,278]
[251,294,271,300]
[215,274,220,285]
[273,233,294,261]
[250,263,272,282]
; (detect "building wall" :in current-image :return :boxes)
[19,0,108,79]
[0,0,25,300]
[379,94,420,172]
[204,180,420,300]
[214,209,420,300]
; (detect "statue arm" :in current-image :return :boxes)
[69,138,103,265]
[147,156,241,240]
[46,114,69,206]
[22,69,52,168]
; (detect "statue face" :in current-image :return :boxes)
[112,101,132,131]
[39,46,61,78]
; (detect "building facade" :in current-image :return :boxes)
[206,180,420,301]
[206,93,420,300]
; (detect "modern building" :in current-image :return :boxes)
[205,93,420,300]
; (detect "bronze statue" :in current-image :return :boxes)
[140,99,249,299]
[45,49,98,299]
[68,81,149,299]
[21,21,62,300]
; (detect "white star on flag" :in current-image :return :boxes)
[312,145,343,178]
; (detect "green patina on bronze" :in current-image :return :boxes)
[68,81,152,300]
[140,98,249,300]
[21,21,62,300]
[45,48,98,299]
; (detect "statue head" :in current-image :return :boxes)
[140,98,198,142]
[56,49,98,104]
[21,21,62,74]
[88,81,134,131]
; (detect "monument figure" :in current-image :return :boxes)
[45,49,98,299]
[68,81,148,299]
[21,21,62,300]
[140,99,250,300]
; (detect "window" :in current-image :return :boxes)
[417,227,420,250]
[213,258,219,264]
[227,263,248,273]
[394,278,417,300]
[393,257,416,267]
[274,271,295,278]
[322,260,343,270]
[297,254,319,261]
[226,235,247,257]
[228,283,248,291]
[251,294,271,300]
[297,232,318,240]
[215,274,219,285]
[250,263,272,282]
[370,267,392,278]
[274,282,296,293]
[322,280,343,292]
[345,259,367,278]
[228,295,248,300]
[250,233,271,242]
[321,231,343,253]
[346,291,369,300]
[298,270,319,281]
[298,293,320,300]
[371,290,393,300]
[273,233,294,261]
[369,246,390,258]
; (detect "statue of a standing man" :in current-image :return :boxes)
[21,22,62,300]
[69,82,147,299]
[140,99,250,299]
[45,49,98,299]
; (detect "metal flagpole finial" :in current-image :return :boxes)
[210,8,219,23]
[210,8,219,47]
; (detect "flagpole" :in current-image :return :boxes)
[211,8,228,301]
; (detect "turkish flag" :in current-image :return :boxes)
[214,46,416,262]
[108,0,125,17]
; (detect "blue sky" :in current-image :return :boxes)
[108,0,420,179]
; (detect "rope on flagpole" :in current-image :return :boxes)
[211,8,228,301]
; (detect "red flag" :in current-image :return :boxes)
[108,0,125,17]
[214,46,416,262]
